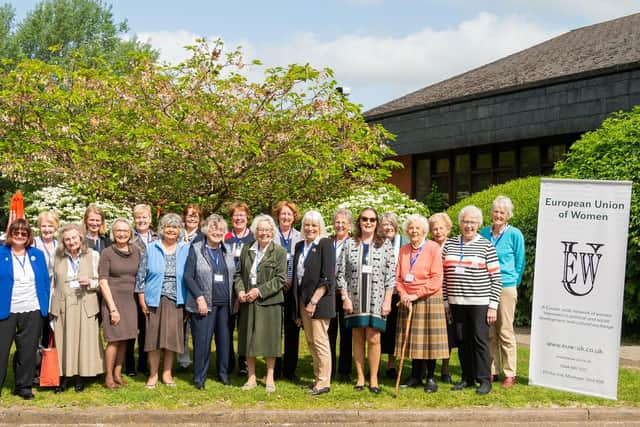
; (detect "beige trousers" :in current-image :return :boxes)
[299,303,332,389]
[490,286,518,377]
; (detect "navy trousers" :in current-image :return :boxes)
[190,305,230,385]
[451,304,491,384]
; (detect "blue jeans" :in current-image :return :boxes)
[190,305,230,385]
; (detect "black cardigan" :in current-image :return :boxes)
[292,237,336,320]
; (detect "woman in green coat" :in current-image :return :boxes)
[234,214,287,393]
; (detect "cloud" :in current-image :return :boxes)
[133,12,566,109]
[501,0,639,22]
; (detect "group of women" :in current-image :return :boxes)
[0,195,524,399]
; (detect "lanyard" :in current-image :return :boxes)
[207,245,220,267]
[68,255,80,276]
[490,224,509,247]
[334,237,348,253]
[458,237,466,264]
[301,241,315,264]
[279,227,292,252]
[409,239,425,272]
[232,229,247,246]
[40,236,56,258]
[13,253,27,275]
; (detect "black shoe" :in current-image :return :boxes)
[354,384,365,391]
[476,381,492,395]
[194,382,205,390]
[369,386,381,394]
[452,380,475,391]
[400,377,423,388]
[126,371,137,377]
[14,390,35,400]
[492,374,499,382]
[338,374,351,383]
[441,374,452,384]
[74,378,84,393]
[218,376,230,386]
[309,387,330,396]
[238,367,248,376]
[385,368,397,379]
[425,378,438,393]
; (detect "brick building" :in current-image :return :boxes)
[365,13,640,205]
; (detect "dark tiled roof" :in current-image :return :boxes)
[365,13,640,118]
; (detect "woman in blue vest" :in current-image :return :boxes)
[184,214,236,389]
[135,213,189,389]
[0,219,50,400]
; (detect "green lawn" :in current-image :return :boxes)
[1,336,639,410]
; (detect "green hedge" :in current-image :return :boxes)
[446,177,540,326]
[555,106,640,334]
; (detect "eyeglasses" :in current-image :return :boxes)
[12,230,28,237]
[186,214,199,219]
[461,220,479,226]
[360,217,377,223]
[257,228,273,233]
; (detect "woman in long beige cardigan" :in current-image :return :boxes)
[50,224,104,392]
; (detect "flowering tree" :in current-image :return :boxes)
[313,184,430,235]
[0,39,398,215]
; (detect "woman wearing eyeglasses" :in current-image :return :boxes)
[337,207,395,394]
[442,205,502,395]
[234,214,286,392]
[0,219,50,400]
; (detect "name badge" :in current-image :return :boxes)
[250,277,257,286]
[362,265,372,274]
[234,244,242,257]
[69,280,80,289]
[286,253,291,261]
[454,266,466,275]
[214,274,224,283]
[404,273,415,282]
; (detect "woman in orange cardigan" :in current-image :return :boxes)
[395,214,449,393]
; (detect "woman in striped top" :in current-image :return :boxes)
[442,205,502,395]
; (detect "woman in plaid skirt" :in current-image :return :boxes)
[395,214,449,393]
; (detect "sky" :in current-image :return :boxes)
[9,0,640,111]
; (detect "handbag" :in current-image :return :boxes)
[39,329,60,387]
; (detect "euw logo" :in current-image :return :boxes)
[561,241,604,296]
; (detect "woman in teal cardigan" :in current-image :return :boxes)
[479,195,525,389]
[234,214,286,393]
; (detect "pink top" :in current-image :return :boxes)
[395,240,443,299]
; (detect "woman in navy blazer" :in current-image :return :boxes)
[0,219,50,400]
[292,210,335,396]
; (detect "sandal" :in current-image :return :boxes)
[241,382,257,391]
[145,383,157,389]
[265,383,276,393]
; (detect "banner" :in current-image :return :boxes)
[529,178,632,400]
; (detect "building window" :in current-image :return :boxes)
[520,145,540,176]
[415,157,431,202]
[454,153,470,202]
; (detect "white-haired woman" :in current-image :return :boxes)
[442,205,502,395]
[98,218,141,389]
[234,214,286,393]
[135,213,189,389]
[185,214,236,389]
[395,214,448,393]
[479,196,525,388]
[292,210,336,396]
[337,207,395,394]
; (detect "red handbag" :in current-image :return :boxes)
[39,329,60,387]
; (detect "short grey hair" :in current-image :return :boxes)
[158,213,185,240]
[403,214,429,236]
[458,205,483,227]
[381,212,399,233]
[332,208,353,226]
[201,214,228,235]
[492,195,514,220]
[109,217,133,242]
[250,214,277,236]
[301,210,328,239]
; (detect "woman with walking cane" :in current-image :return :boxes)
[395,214,448,393]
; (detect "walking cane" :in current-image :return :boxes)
[394,301,413,398]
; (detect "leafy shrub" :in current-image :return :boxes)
[446,177,540,326]
[554,106,640,332]
[313,184,430,234]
